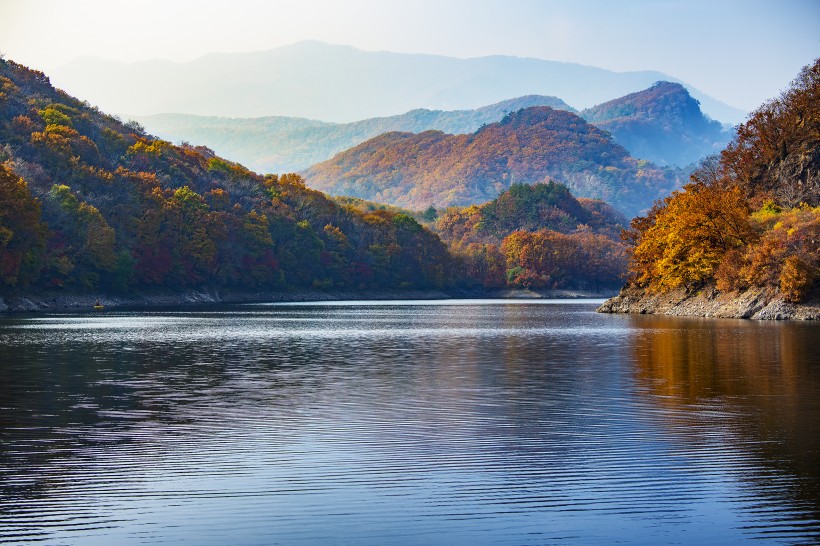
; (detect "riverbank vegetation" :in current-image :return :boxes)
[622,58,819,303]
[434,182,628,290]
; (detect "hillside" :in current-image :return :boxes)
[134,95,574,173]
[581,82,733,166]
[51,41,745,124]
[599,58,820,320]
[0,58,451,295]
[433,182,628,290]
[436,181,626,245]
[303,106,683,217]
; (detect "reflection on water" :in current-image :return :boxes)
[628,315,820,540]
[0,301,818,545]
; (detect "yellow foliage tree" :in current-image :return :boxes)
[630,182,754,291]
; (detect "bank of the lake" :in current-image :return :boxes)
[0,287,616,313]
[598,284,820,320]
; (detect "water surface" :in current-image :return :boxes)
[1,300,818,544]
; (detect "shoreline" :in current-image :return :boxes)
[597,285,820,321]
[0,287,616,313]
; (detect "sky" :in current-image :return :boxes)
[0,0,817,111]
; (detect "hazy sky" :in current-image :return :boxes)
[0,0,817,111]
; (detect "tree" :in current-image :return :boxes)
[629,182,754,291]
[0,165,46,289]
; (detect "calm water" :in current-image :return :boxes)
[1,300,818,545]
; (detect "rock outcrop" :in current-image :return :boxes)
[598,285,820,320]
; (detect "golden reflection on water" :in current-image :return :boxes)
[629,316,814,400]
[629,315,820,508]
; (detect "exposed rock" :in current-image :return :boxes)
[598,285,820,321]
[7,297,45,312]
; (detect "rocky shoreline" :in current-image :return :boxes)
[0,287,615,313]
[597,285,820,320]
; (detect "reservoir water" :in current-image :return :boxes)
[0,300,818,545]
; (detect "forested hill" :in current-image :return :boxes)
[134,95,574,173]
[0,58,451,294]
[432,182,629,290]
[580,81,733,167]
[436,181,626,246]
[303,106,683,217]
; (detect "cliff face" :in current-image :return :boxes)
[598,285,820,320]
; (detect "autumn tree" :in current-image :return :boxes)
[0,165,46,289]
[628,181,754,291]
[624,58,820,300]
[721,58,820,207]
[43,184,118,288]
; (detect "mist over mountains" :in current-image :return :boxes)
[135,83,731,173]
[133,96,575,173]
[579,82,732,166]
[52,41,746,124]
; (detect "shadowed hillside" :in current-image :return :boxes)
[581,81,733,166]
[0,58,450,294]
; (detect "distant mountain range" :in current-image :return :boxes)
[52,41,746,124]
[136,83,731,172]
[133,95,575,173]
[302,106,685,217]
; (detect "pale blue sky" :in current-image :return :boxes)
[0,0,817,110]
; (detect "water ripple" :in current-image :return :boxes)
[1,301,818,545]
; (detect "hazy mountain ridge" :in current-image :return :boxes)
[134,95,574,173]
[136,82,727,172]
[302,106,683,217]
[52,41,745,123]
[580,81,733,166]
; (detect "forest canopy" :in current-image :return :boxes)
[433,182,629,290]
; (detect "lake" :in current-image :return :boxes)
[1,300,818,545]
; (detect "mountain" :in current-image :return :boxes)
[133,95,575,173]
[302,106,683,217]
[436,181,626,245]
[580,81,733,166]
[51,41,746,124]
[0,58,450,294]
